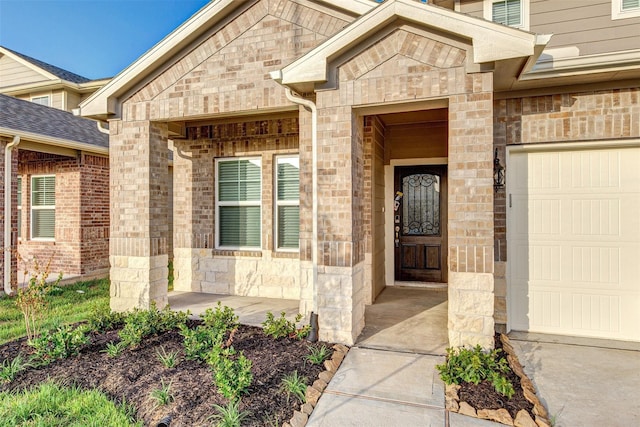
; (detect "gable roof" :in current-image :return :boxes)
[0,46,91,84]
[79,0,369,119]
[0,94,108,154]
[275,0,549,92]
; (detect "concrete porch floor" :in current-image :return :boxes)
[167,291,300,327]
[356,286,449,355]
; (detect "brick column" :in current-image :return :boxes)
[314,101,366,345]
[109,120,169,311]
[447,73,496,349]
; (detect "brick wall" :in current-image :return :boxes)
[17,150,109,278]
[172,116,301,298]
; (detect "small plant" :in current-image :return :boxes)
[102,341,125,358]
[87,306,126,332]
[180,324,224,361]
[262,311,304,339]
[29,324,90,366]
[210,400,250,427]
[261,413,281,427]
[0,354,30,383]
[119,303,188,348]
[305,344,331,365]
[14,254,62,342]
[436,345,515,399]
[280,370,307,404]
[149,379,173,407]
[157,347,179,368]
[202,302,239,332]
[208,346,253,401]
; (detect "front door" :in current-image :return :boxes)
[394,165,447,282]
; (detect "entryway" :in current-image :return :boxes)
[356,286,448,355]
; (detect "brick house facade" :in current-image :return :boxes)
[81,0,640,346]
[0,94,110,292]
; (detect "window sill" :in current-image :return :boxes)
[212,249,262,257]
[271,251,299,259]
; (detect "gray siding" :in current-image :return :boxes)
[0,55,47,88]
[459,0,640,56]
[531,0,640,55]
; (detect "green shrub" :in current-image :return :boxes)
[118,303,188,348]
[29,324,89,366]
[87,307,126,332]
[202,302,239,332]
[262,311,305,339]
[179,324,224,361]
[436,345,515,399]
[208,346,253,401]
[180,304,238,361]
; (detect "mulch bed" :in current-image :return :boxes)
[447,333,550,426]
[0,322,331,426]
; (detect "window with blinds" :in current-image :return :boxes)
[17,176,22,239]
[275,156,300,251]
[216,158,262,249]
[31,96,50,106]
[623,0,639,10]
[492,0,522,27]
[31,175,55,240]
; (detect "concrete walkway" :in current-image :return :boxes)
[509,333,640,427]
[306,347,500,427]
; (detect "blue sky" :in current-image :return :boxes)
[0,0,210,80]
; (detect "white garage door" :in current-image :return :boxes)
[508,145,640,341]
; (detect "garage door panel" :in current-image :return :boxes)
[508,146,640,342]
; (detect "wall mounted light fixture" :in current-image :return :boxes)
[494,148,505,192]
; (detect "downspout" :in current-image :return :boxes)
[4,135,20,295]
[280,86,319,341]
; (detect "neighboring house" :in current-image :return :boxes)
[0,94,110,290]
[80,0,639,346]
[0,46,111,292]
[0,45,110,113]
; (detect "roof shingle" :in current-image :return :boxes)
[0,94,108,149]
[2,46,91,84]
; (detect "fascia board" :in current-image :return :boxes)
[313,0,375,15]
[0,127,108,156]
[0,47,59,81]
[80,0,241,118]
[281,0,539,85]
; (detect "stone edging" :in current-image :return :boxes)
[444,334,551,427]
[283,343,350,427]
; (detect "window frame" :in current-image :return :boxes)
[17,176,22,240]
[274,155,300,252]
[215,157,262,250]
[483,0,530,31]
[30,95,50,107]
[30,174,55,241]
[612,0,640,20]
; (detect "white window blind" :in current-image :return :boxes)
[31,175,55,240]
[216,158,262,249]
[492,0,522,27]
[31,96,50,106]
[275,156,300,250]
[17,176,22,239]
[623,0,640,10]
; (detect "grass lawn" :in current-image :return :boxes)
[0,381,141,427]
[0,278,109,345]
